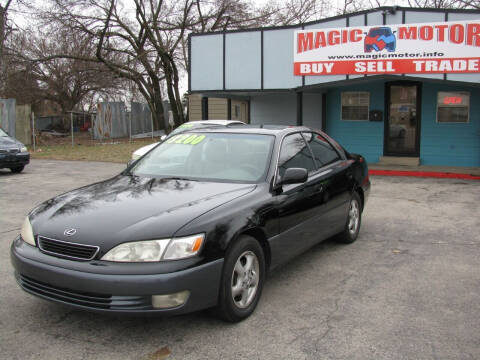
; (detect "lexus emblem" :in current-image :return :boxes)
[64,228,77,236]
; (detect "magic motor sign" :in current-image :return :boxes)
[294,20,480,76]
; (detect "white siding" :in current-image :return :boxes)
[263,28,302,89]
[303,93,323,129]
[225,32,261,89]
[188,95,202,121]
[250,94,296,125]
[208,98,228,120]
[190,35,223,91]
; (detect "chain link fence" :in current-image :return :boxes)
[33,101,166,148]
[0,98,169,149]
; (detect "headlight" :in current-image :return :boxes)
[101,234,204,262]
[163,234,204,260]
[20,146,28,152]
[101,239,170,262]
[20,217,36,246]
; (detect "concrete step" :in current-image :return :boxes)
[378,156,420,166]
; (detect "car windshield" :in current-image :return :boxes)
[130,132,274,183]
[0,128,8,137]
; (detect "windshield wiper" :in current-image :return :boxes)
[160,176,198,181]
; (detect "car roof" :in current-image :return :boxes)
[187,120,245,125]
[180,124,315,137]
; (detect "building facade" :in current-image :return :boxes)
[188,95,248,123]
[188,7,480,167]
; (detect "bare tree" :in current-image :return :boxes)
[34,0,190,130]
[407,0,479,9]
[26,0,326,132]
[338,0,479,14]
[7,28,124,113]
[270,0,331,25]
[337,0,389,15]
[0,0,14,96]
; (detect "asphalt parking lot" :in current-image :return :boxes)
[1,160,479,360]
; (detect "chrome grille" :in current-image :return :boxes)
[38,236,99,261]
[17,274,151,310]
[0,148,19,154]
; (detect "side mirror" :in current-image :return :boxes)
[127,159,135,168]
[160,135,167,141]
[278,168,308,186]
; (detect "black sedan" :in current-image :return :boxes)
[11,126,370,322]
[0,128,30,173]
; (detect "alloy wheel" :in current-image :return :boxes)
[348,199,360,235]
[231,250,260,309]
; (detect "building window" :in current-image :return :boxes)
[341,92,369,121]
[437,92,469,123]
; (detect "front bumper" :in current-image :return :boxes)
[11,238,223,315]
[0,151,30,168]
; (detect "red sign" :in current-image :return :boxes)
[294,20,480,76]
[294,58,480,76]
[443,96,462,105]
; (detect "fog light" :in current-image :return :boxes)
[152,291,190,309]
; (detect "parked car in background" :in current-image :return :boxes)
[12,126,370,322]
[131,120,246,160]
[0,128,30,173]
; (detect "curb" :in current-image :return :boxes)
[369,169,480,180]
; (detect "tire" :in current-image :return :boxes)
[336,192,362,244]
[216,235,265,322]
[10,166,24,173]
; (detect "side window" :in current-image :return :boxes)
[304,132,341,168]
[278,133,316,178]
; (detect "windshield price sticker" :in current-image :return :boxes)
[166,134,206,145]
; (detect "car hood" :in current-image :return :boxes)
[0,135,22,149]
[29,175,256,251]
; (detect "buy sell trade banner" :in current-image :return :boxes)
[293,20,480,76]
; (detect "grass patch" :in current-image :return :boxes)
[30,139,158,163]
